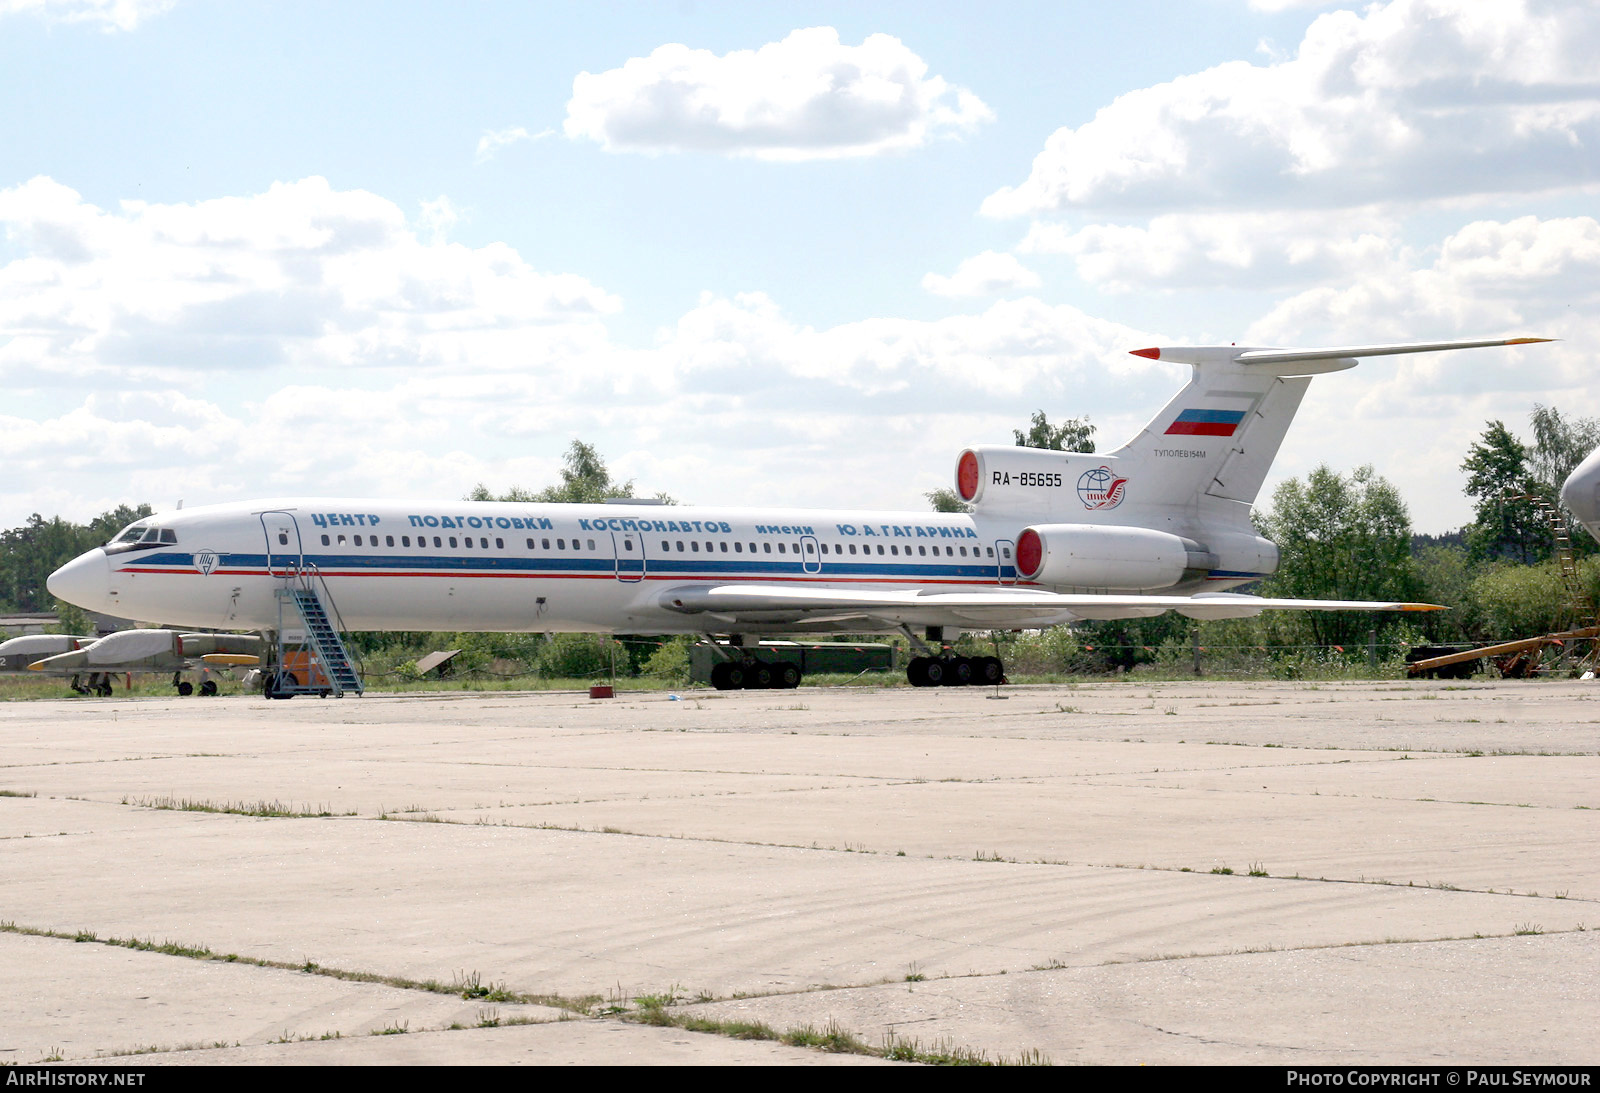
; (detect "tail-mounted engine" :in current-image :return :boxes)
[1015,524,1218,591]
[956,447,1108,514]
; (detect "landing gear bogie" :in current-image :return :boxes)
[907,654,1006,688]
[709,658,803,691]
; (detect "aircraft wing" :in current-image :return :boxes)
[657,585,1441,629]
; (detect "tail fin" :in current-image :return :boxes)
[960,337,1549,527]
[1110,337,1553,522]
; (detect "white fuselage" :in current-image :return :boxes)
[48,497,1266,635]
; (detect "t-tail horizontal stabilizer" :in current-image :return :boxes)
[1130,337,1553,375]
[1111,336,1554,513]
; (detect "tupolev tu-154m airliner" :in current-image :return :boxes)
[47,337,1549,691]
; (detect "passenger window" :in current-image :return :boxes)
[354,535,363,546]
[806,542,815,554]
[877,545,885,555]
[402,536,411,547]
[763,543,771,554]
[849,544,857,555]
[321,534,330,546]
[719,542,728,552]
[777,543,785,554]
[691,542,700,552]
[463,537,472,549]
[557,539,565,549]
[386,535,395,547]
[278,532,288,545]
[496,538,504,549]
[449,537,457,548]
[623,538,634,552]
[337,534,347,546]
[918,546,926,556]
[734,542,742,553]
[677,541,685,552]
[587,539,595,550]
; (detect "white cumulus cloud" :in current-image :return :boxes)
[921,251,1042,297]
[983,0,1600,218]
[1020,209,1400,292]
[564,26,993,160]
[0,0,173,31]
[0,176,621,384]
[474,126,554,163]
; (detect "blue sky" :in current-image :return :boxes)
[1,0,1595,533]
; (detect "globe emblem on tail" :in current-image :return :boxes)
[1076,466,1128,510]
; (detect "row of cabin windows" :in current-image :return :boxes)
[318,533,596,551]
[310,533,1009,561]
[650,540,995,558]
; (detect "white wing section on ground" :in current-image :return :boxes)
[657,584,1442,629]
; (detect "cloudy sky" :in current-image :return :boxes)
[1,0,1595,534]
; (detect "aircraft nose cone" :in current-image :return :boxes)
[1561,447,1600,545]
[47,549,110,611]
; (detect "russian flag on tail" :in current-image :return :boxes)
[1166,408,1247,437]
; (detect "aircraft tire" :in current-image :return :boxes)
[199,680,218,697]
[774,661,801,689]
[96,681,113,697]
[177,681,194,697]
[942,657,974,686]
[746,663,773,689]
[974,656,1004,686]
[724,664,746,689]
[710,663,735,690]
[921,658,945,686]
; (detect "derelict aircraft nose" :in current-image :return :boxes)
[1561,447,1600,544]
[47,548,110,612]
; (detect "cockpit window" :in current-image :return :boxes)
[106,522,177,555]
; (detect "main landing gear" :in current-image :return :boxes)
[709,659,802,691]
[905,654,1004,687]
[70,673,114,697]
[173,672,219,697]
[902,626,1008,688]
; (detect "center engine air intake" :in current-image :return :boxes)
[1015,524,1217,590]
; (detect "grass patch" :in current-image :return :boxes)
[121,795,351,818]
[628,993,1047,1065]
[0,920,594,1014]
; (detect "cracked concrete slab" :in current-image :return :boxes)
[1,679,1595,1065]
